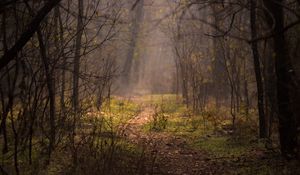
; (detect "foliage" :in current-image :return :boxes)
[150,105,168,131]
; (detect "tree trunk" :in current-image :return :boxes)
[57,7,67,118]
[122,0,144,90]
[211,4,225,109]
[264,0,298,157]
[73,0,83,114]
[250,0,267,138]
[72,0,84,166]
[37,28,56,161]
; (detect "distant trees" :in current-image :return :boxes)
[122,0,144,92]
[169,0,300,158]
[72,0,84,166]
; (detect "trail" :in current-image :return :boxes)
[118,100,227,175]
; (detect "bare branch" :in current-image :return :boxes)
[0,0,61,70]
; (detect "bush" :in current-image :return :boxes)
[150,105,168,131]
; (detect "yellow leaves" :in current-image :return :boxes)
[180,0,189,6]
[226,60,231,67]
[202,78,209,83]
[229,42,236,49]
[211,56,215,62]
[121,8,129,16]
[28,38,39,48]
[207,65,212,72]
[240,26,244,32]
[93,38,98,45]
[95,11,100,17]
[191,53,198,62]
[33,40,39,48]
[155,8,165,18]
[190,51,203,62]
[133,51,139,60]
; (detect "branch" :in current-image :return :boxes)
[0,0,19,13]
[0,0,61,70]
[205,12,236,38]
[249,19,300,43]
[131,0,140,10]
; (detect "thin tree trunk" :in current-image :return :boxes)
[243,56,250,116]
[73,0,83,113]
[37,28,56,161]
[250,0,267,138]
[11,110,19,175]
[72,0,84,166]
[57,7,66,117]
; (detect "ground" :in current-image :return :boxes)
[118,100,216,174]
[115,95,300,175]
[7,94,298,174]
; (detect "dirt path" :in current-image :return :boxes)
[118,104,228,175]
[114,96,300,175]
[118,106,154,142]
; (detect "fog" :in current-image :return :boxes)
[120,0,176,95]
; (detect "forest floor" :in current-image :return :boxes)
[119,102,224,175]
[20,94,299,175]
[2,94,299,174]
[117,95,300,175]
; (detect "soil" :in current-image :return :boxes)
[118,103,229,175]
[117,97,299,175]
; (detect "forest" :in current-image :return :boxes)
[0,0,300,174]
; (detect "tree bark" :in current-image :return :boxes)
[37,28,56,161]
[73,0,83,113]
[264,0,298,157]
[72,0,84,166]
[122,0,144,89]
[250,0,267,138]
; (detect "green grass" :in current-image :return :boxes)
[192,136,257,157]
[139,95,300,175]
[142,102,215,139]
[141,95,263,158]
[142,94,181,104]
[82,96,141,132]
[1,96,144,174]
[102,97,141,125]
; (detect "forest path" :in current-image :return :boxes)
[118,97,226,175]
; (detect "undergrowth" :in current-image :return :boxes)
[140,94,300,175]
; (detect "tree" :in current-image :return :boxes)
[250,0,267,138]
[122,0,144,91]
[72,0,84,166]
[263,0,299,158]
[0,0,61,70]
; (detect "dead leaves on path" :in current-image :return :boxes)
[119,105,300,175]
